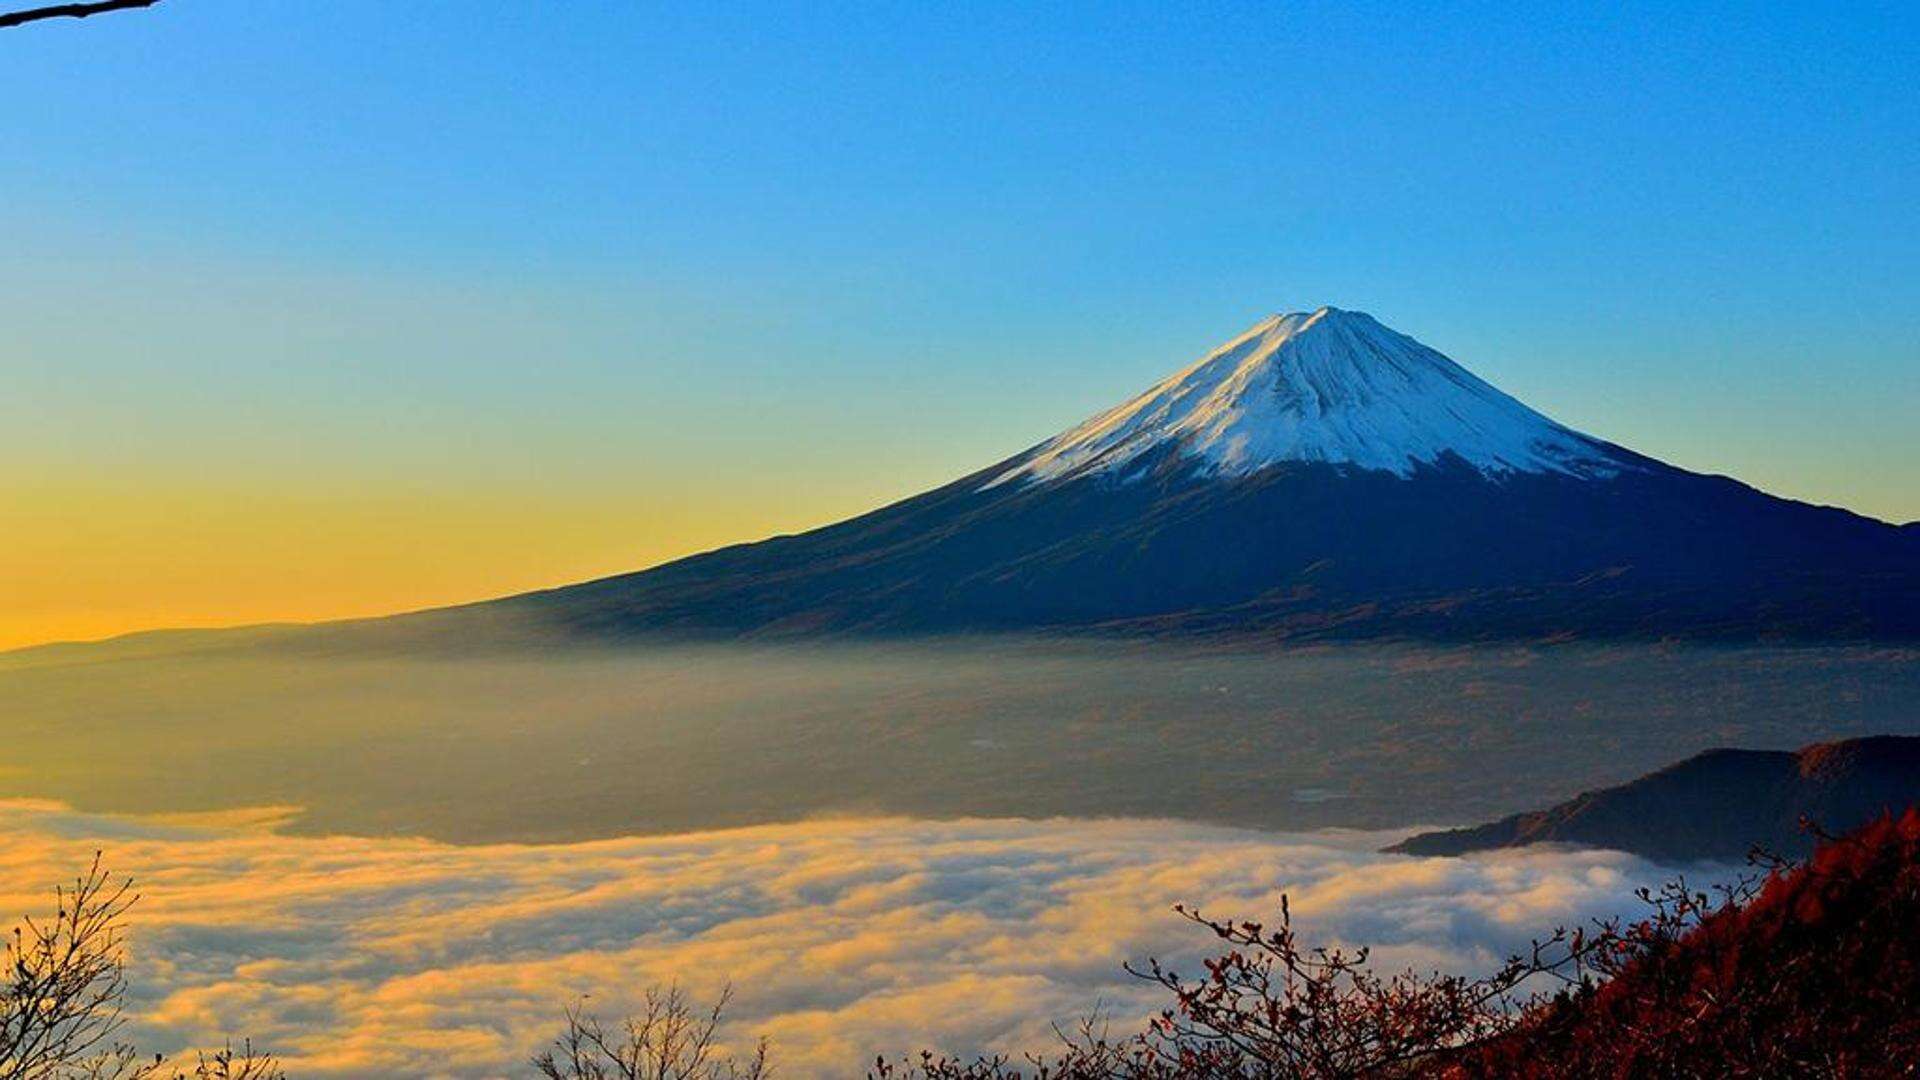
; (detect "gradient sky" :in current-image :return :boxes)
[3,1,1917,650]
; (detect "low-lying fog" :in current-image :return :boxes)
[6,637,1917,842]
[5,638,1913,1075]
[0,799,1732,1077]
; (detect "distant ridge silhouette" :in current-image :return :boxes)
[1389,735,1920,861]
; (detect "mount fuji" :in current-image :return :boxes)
[58,305,1830,659]
[420,305,1918,645]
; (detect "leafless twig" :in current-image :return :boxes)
[0,1,160,30]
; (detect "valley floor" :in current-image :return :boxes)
[3,639,1917,843]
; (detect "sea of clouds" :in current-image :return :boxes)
[0,801,1709,1078]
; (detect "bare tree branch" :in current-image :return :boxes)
[534,984,769,1080]
[0,1,159,30]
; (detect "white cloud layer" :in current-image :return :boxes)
[0,801,1699,1078]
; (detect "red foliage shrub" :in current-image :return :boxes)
[1457,809,1920,1077]
[889,810,1920,1078]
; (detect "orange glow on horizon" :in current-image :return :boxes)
[0,475,867,652]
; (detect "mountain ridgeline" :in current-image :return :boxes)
[475,306,1917,645]
[1390,735,1920,862]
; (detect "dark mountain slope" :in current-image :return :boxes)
[1389,735,1920,861]
[483,456,1919,643]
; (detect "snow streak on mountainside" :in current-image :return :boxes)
[987,306,1630,488]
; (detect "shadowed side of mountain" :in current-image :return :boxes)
[1389,735,1920,861]
[454,442,1920,646]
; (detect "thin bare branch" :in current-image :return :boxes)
[0,1,159,30]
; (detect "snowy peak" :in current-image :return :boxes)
[987,306,1627,488]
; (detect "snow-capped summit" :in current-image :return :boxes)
[988,306,1626,488]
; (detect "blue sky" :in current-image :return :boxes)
[2,1,1916,643]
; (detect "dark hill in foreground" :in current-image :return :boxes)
[1389,735,1920,861]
